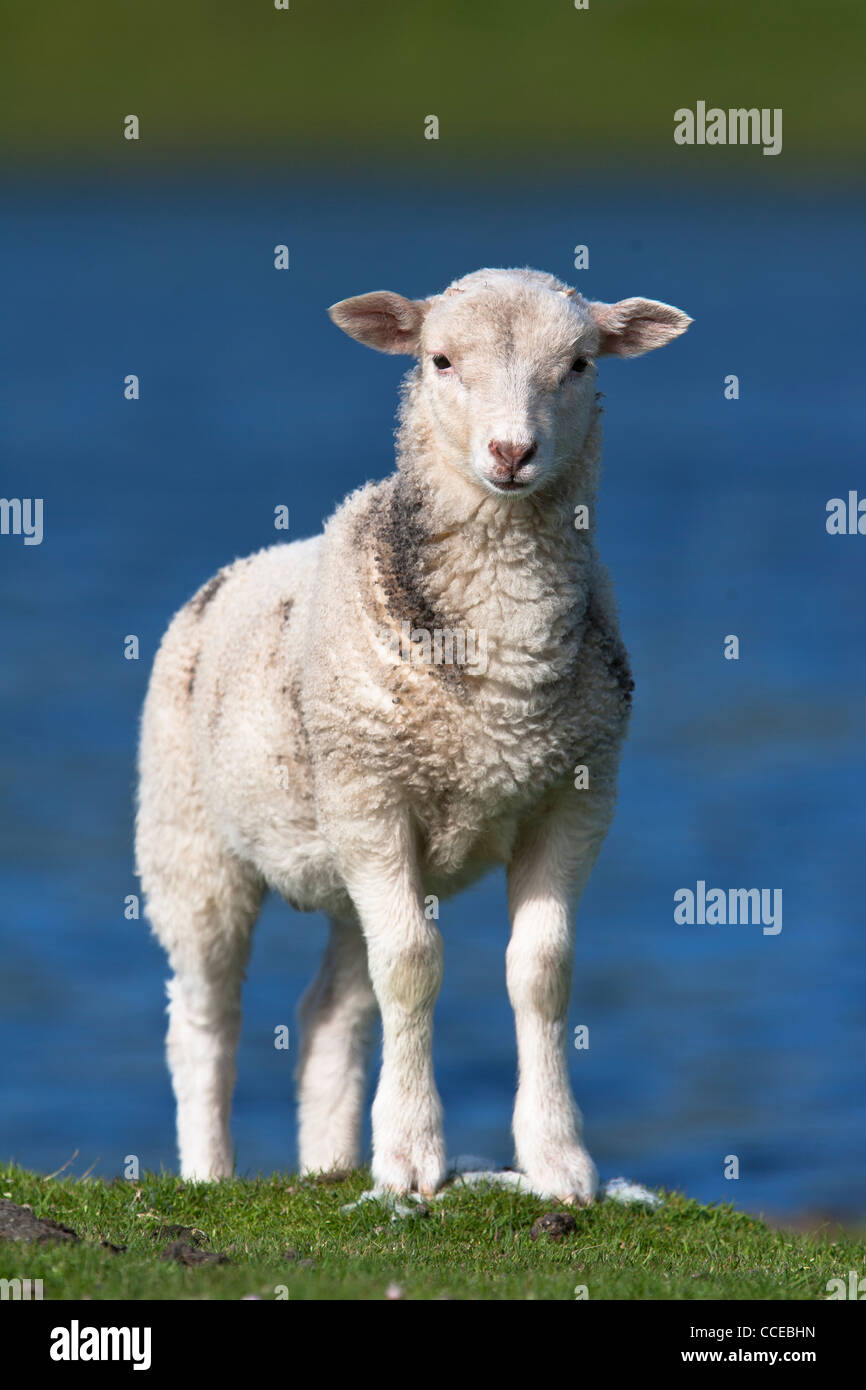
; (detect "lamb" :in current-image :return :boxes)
[135,266,690,1202]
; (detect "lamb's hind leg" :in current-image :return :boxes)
[296,913,378,1175]
[140,834,264,1181]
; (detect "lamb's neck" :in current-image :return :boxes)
[385,453,598,689]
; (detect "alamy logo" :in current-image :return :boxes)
[674,103,782,156]
[826,492,866,534]
[378,620,488,675]
[826,1271,866,1299]
[674,880,782,935]
[0,497,43,545]
[0,1277,43,1299]
[49,1320,152,1370]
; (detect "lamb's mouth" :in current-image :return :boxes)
[486,475,535,495]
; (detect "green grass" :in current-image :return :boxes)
[2,1164,863,1300]
[4,0,864,164]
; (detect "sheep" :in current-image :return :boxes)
[135,266,690,1202]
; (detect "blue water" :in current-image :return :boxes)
[2,170,864,1219]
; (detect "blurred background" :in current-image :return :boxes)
[2,1,864,1222]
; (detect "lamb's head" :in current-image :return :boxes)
[329,267,691,500]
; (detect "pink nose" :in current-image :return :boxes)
[487,439,537,476]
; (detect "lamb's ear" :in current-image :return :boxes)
[589,297,692,357]
[328,291,429,355]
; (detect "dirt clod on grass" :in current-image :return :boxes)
[0,1198,80,1246]
[529,1211,577,1242]
[159,1240,231,1267]
[150,1223,208,1247]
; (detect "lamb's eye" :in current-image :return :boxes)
[432,354,451,370]
[571,356,589,374]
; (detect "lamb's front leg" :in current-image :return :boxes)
[344,831,446,1196]
[506,788,615,1204]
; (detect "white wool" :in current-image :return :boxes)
[136,267,689,1198]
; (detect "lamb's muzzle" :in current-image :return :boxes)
[135,265,690,1201]
[486,437,538,490]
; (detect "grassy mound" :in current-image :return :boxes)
[1,1164,860,1301]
